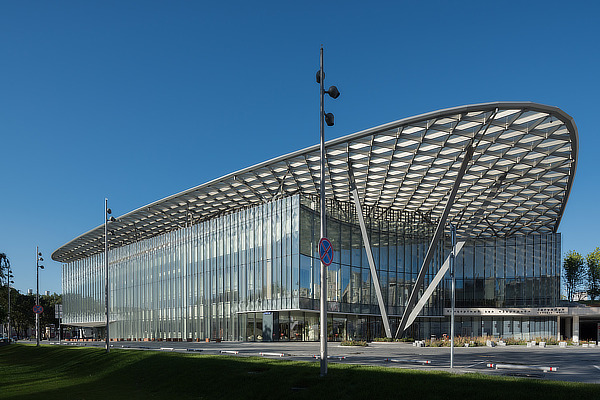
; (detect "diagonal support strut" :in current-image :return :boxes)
[404,241,465,330]
[395,144,474,338]
[348,163,392,338]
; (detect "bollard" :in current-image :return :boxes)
[259,352,285,357]
[487,363,558,372]
[313,355,346,360]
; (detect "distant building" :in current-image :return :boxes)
[54,102,595,342]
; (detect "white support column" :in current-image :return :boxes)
[348,164,391,338]
[556,315,561,341]
[396,145,475,338]
[405,241,465,329]
[573,315,579,343]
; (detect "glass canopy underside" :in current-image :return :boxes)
[52,102,577,264]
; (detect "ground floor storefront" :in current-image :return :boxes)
[239,310,562,342]
[66,307,600,342]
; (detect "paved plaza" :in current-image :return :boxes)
[42,340,600,384]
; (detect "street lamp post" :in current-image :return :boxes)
[316,46,340,377]
[450,223,456,368]
[105,198,116,353]
[36,247,44,346]
[7,268,14,342]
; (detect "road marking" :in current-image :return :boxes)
[464,361,488,368]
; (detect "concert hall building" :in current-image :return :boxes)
[53,102,580,342]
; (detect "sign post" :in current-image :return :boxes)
[318,236,333,377]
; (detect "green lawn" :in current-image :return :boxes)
[0,344,596,399]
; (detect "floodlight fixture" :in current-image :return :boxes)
[326,86,340,99]
[316,70,324,84]
[325,113,335,126]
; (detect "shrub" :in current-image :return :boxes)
[373,337,393,342]
[503,337,527,345]
[341,339,368,347]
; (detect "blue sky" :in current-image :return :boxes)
[1,1,598,295]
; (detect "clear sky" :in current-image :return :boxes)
[1,1,598,295]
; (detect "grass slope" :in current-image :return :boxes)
[0,344,596,399]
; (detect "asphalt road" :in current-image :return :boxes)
[40,340,600,384]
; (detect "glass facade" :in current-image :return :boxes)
[453,235,561,308]
[62,194,562,341]
[64,196,300,341]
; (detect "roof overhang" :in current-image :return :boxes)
[52,102,578,263]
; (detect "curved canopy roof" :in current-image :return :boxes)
[53,102,578,263]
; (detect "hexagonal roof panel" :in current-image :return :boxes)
[52,102,578,263]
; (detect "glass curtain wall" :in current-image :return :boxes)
[451,234,561,308]
[298,196,441,320]
[63,193,561,341]
[63,196,299,341]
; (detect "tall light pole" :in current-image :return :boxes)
[7,268,14,342]
[450,223,456,368]
[36,247,44,346]
[1,254,12,341]
[105,198,116,353]
[316,46,340,377]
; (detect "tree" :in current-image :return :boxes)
[564,250,585,301]
[12,293,35,339]
[586,247,600,301]
[1,253,11,333]
[0,253,9,281]
[0,286,19,334]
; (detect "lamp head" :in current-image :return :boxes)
[38,252,42,256]
[326,86,340,99]
[39,265,44,270]
[316,70,324,84]
[325,113,335,126]
[39,257,44,262]
[107,208,112,215]
[110,216,116,222]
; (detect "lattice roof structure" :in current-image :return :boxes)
[52,102,578,263]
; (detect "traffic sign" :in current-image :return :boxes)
[33,305,44,314]
[318,237,334,266]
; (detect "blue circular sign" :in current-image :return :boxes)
[33,305,44,314]
[318,237,334,266]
